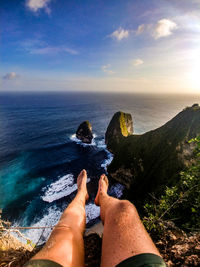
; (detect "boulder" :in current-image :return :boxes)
[76,121,93,144]
[105,111,133,153]
[107,104,200,204]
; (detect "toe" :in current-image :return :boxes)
[82,169,87,177]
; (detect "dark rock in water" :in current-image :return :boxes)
[107,104,200,204]
[105,111,133,153]
[76,121,93,144]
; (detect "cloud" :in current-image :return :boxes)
[152,19,178,39]
[21,40,78,55]
[136,24,145,35]
[101,64,115,75]
[3,72,19,80]
[108,20,177,41]
[109,27,129,41]
[131,58,144,66]
[26,0,51,14]
[30,46,78,55]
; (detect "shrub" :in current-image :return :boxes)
[143,136,200,232]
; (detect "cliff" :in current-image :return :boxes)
[107,104,200,203]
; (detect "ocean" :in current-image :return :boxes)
[0,92,200,244]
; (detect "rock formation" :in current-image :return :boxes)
[106,104,200,203]
[105,111,133,153]
[76,121,93,144]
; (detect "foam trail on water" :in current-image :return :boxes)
[101,149,113,170]
[109,183,124,198]
[95,139,106,149]
[41,174,90,203]
[70,133,97,146]
[85,203,100,223]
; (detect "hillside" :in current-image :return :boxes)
[107,104,200,205]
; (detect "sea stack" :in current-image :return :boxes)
[105,111,133,153]
[76,121,93,144]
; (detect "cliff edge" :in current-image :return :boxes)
[106,104,200,203]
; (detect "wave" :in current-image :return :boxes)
[70,133,97,146]
[22,205,62,245]
[41,174,90,203]
[19,202,100,244]
[85,203,100,223]
[70,133,113,171]
[101,149,113,170]
[95,139,106,149]
[109,183,124,198]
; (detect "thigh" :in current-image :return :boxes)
[101,201,160,267]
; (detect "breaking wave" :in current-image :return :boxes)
[70,133,97,146]
[41,174,90,203]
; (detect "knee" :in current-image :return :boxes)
[115,200,136,215]
[54,224,82,238]
[107,200,137,225]
[105,200,136,227]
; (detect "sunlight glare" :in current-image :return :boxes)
[187,49,200,93]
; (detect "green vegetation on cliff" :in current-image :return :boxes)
[119,112,130,137]
[105,111,133,153]
[143,136,200,232]
[85,120,92,131]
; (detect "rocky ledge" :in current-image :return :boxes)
[2,222,199,267]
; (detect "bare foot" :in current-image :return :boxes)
[95,174,109,206]
[77,169,89,201]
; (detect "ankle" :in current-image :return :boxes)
[76,191,87,204]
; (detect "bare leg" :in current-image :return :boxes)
[95,174,161,267]
[32,170,89,267]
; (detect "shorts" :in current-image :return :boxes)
[116,253,167,267]
[24,253,167,267]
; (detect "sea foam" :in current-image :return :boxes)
[70,133,97,146]
[109,183,124,198]
[20,202,100,244]
[41,174,90,203]
[101,149,113,170]
[85,203,100,223]
[14,205,62,245]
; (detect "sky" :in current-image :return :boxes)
[1,0,200,93]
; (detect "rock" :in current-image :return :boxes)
[192,103,200,109]
[105,111,133,152]
[85,222,104,238]
[76,121,93,144]
[107,104,200,203]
